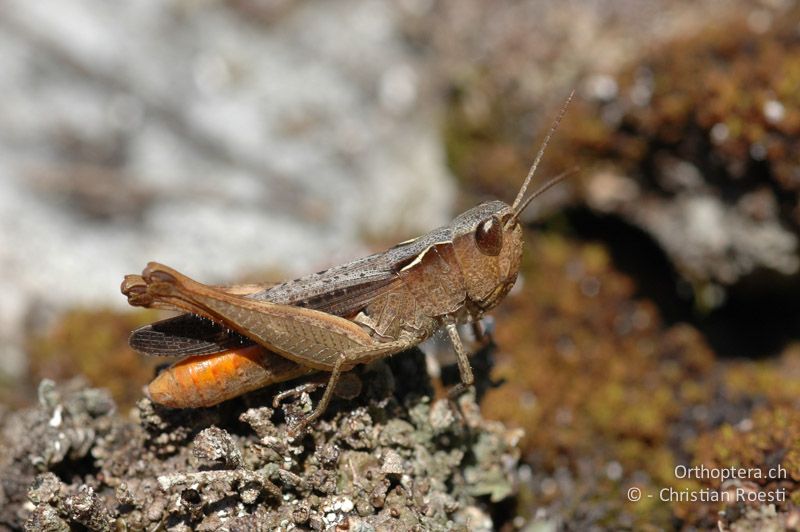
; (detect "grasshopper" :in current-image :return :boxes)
[121,94,573,433]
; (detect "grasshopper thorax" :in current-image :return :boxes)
[450,200,523,318]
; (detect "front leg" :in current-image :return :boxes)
[445,323,475,399]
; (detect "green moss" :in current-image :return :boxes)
[692,404,800,511]
[479,230,800,527]
[481,234,717,527]
[724,344,800,404]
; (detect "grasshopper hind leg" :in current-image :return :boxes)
[272,381,326,409]
[283,354,347,436]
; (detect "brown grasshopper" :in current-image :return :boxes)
[121,94,573,433]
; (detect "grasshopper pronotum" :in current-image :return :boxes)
[122,93,574,433]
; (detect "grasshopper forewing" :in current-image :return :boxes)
[122,93,575,433]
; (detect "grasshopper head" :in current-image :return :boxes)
[451,201,524,316]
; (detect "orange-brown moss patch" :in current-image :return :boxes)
[26,309,161,411]
[481,234,716,527]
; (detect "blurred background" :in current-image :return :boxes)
[2,0,800,528]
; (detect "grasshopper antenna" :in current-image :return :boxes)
[509,166,579,225]
[510,90,575,217]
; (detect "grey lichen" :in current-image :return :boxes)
[0,347,522,531]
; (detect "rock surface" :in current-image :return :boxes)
[0,349,522,531]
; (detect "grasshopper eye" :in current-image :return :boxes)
[475,216,503,256]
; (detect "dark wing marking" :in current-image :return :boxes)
[289,274,399,316]
[254,225,452,306]
[130,314,252,357]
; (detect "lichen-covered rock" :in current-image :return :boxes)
[0,379,120,526]
[0,350,521,531]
